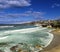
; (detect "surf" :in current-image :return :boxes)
[0,26,54,52]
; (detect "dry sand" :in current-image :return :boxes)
[41,29,60,52]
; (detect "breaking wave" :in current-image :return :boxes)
[0,26,54,52]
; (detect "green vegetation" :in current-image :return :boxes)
[51,20,60,28]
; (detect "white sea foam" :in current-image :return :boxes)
[0,26,14,28]
[0,27,47,40]
[44,32,54,47]
[3,27,47,34]
[0,36,8,39]
[0,27,54,52]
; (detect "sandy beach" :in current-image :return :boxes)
[41,29,60,52]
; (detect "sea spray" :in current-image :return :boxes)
[44,32,54,47]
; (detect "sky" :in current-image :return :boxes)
[0,0,60,24]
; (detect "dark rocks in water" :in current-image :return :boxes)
[10,45,18,51]
[0,50,4,52]
[17,48,22,52]
[10,43,29,52]
[10,45,23,52]
[10,43,43,52]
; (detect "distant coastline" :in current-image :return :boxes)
[0,20,60,28]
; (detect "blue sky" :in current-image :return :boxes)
[0,0,60,24]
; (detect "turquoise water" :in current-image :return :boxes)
[0,25,53,52]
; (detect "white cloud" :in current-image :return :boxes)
[0,0,31,8]
[52,3,60,8]
[0,11,44,22]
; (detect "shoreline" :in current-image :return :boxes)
[44,32,54,47]
[41,29,60,52]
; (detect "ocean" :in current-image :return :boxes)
[0,25,53,52]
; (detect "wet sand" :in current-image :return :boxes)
[41,29,60,52]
